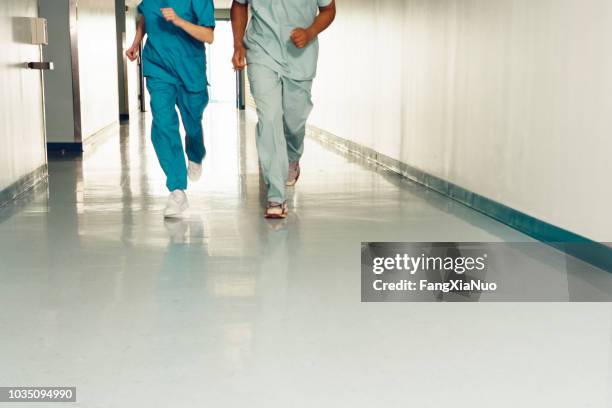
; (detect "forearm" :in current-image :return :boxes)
[131,17,146,47]
[176,19,214,44]
[306,3,336,38]
[231,1,248,49]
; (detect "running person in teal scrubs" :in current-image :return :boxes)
[231,0,336,219]
[126,0,215,218]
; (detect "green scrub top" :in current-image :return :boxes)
[235,0,333,81]
[138,0,215,92]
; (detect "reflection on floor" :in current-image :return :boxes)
[0,103,611,407]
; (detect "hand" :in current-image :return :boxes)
[232,46,247,71]
[161,8,184,26]
[290,28,313,49]
[126,44,139,61]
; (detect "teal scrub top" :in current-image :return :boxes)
[138,0,215,92]
[235,0,333,81]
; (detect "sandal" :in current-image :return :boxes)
[265,201,288,219]
[286,161,301,187]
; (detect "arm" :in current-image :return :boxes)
[126,16,146,61]
[161,8,214,44]
[230,1,249,70]
[291,0,337,49]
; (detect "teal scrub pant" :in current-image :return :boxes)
[247,64,314,203]
[146,77,208,192]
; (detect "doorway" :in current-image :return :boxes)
[206,20,238,104]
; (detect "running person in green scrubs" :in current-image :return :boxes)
[126,0,215,218]
[231,0,336,219]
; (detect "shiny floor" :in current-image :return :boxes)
[1,104,611,407]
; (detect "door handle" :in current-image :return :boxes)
[25,62,54,70]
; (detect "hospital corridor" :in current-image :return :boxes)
[1,0,612,407]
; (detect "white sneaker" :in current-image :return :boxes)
[188,161,202,182]
[164,190,189,218]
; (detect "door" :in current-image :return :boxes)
[0,0,47,195]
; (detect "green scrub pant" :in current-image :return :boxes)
[146,77,208,192]
[247,63,314,203]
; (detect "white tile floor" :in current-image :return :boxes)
[0,104,611,407]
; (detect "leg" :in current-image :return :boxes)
[282,77,314,163]
[177,85,209,165]
[146,78,187,191]
[247,64,287,203]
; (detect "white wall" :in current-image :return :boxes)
[311,0,612,242]
[214,0,233,9]
[0,1,47,191]
[77,0,119,139]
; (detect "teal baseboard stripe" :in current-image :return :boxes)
[0,164,48,209]
[47,142,83,152]
[307,125,612,273]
